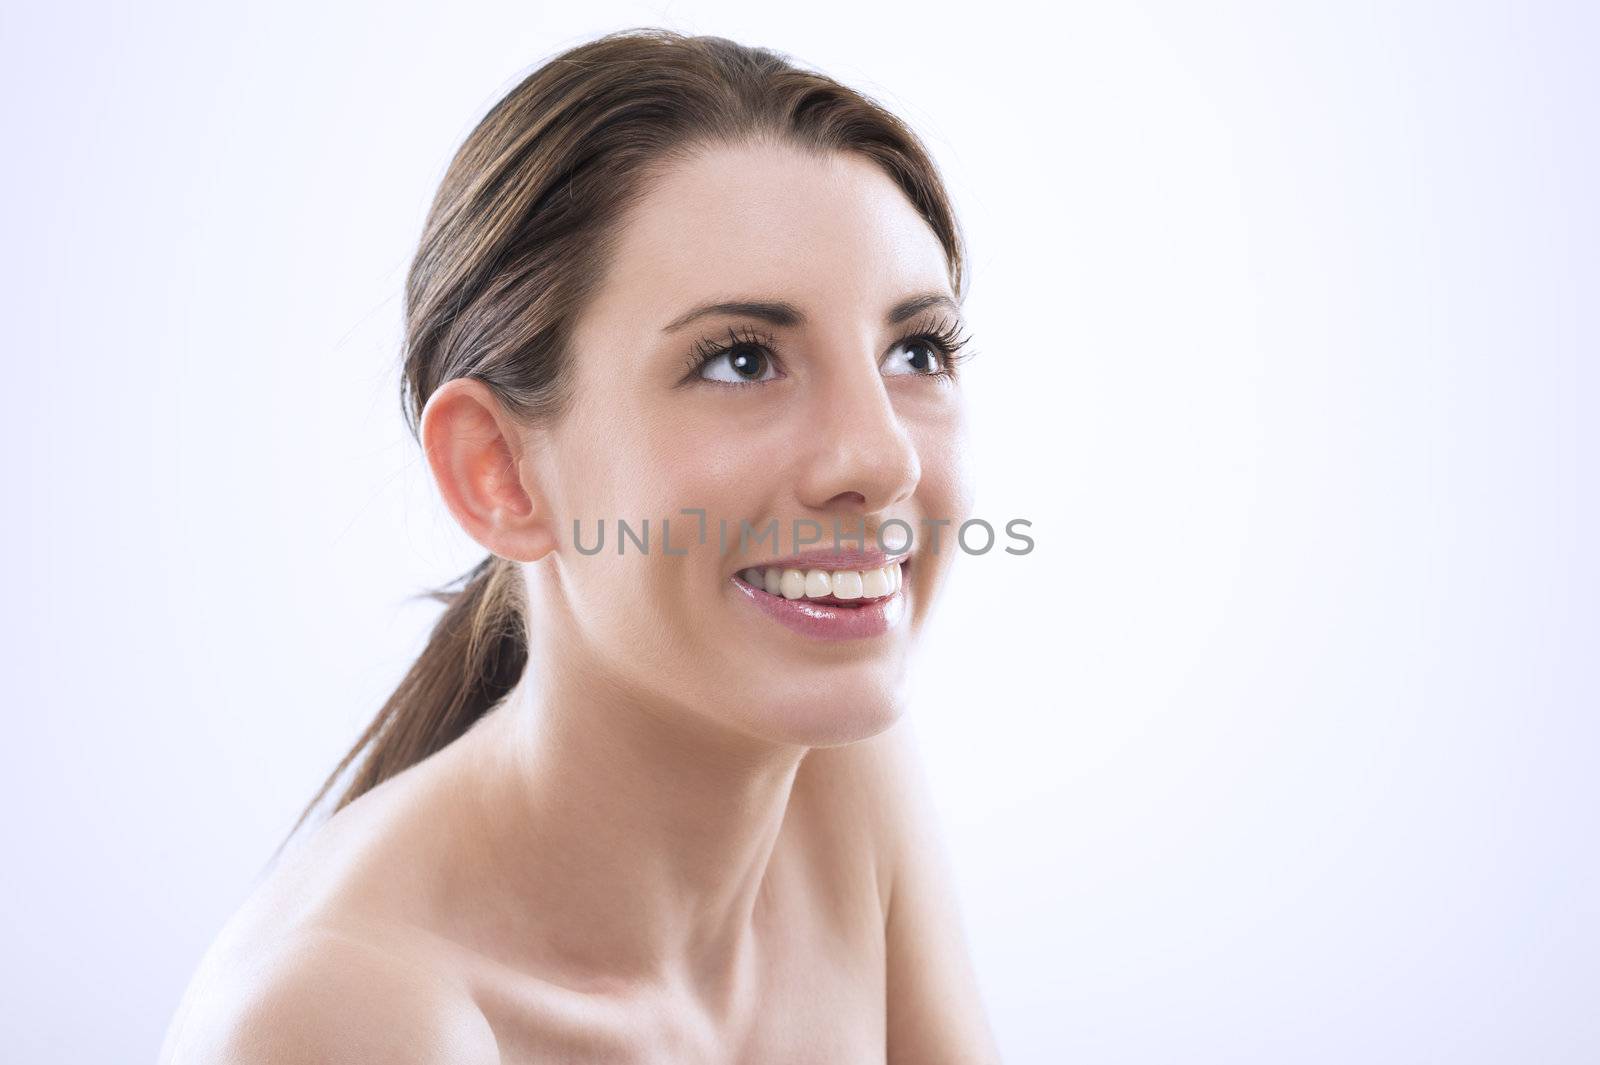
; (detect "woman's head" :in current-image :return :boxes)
[286,28,973,844]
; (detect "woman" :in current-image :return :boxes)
[161,28,999,1064]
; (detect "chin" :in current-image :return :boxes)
[723,668,909,749]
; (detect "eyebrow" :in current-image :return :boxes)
[661,291,961,334]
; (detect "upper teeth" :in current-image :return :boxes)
[739,563,903,601]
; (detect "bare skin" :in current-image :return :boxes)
[160,141,999,1063]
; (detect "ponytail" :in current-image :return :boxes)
[273,553,526,861]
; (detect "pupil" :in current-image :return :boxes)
[731,350,761,377]
[911,346,933,371]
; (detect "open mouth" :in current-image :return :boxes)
[728,558,908,641]
[732,558,907,608]
[727,556,911,641]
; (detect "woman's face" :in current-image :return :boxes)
[527,140,974,746]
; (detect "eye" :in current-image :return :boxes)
[699,344,778,384]
[685,325,783,386]
[881,314,974,379]
[881,337,946,377]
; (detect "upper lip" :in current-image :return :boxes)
[736,548,910,573]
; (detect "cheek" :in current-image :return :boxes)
[550,383,737,530]
[911,401,976,525]
[547,398,749,650]
[631,396,787,544]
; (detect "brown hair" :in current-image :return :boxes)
[276,27,968,857]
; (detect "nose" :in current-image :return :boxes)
[795,357,921,517]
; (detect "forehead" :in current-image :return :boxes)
[587,140,952,332]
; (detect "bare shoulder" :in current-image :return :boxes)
[161,918,500,1065]
[159,771,502,1065]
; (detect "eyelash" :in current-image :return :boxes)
[683,317,977,386]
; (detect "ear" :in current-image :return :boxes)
[418,378,558,563]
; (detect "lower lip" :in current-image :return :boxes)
[730,572,908,642]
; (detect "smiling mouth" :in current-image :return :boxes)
[732,559,906,607]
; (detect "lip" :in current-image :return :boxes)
[729,559,910,642]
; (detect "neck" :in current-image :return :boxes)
[456,634,805,1000]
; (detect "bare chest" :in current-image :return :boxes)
[468,877,887,1063]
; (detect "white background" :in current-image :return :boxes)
[3,2,1595,1061]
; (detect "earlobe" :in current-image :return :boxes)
[419,378,559,564]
